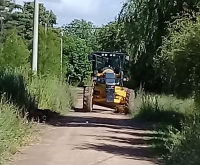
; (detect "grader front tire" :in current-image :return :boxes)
[83,87,93,112]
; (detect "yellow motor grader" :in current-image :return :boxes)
[83,51,134,114]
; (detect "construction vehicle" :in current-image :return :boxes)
[83,51,134,114]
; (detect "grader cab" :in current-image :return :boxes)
[83,51,134,114]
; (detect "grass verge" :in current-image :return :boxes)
[0,68,76,164]
[132,92,200,164]
[0,99,37,165]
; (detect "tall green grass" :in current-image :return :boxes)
[165,115,200,165]
[0,98,36,164]
[132,92,200,164]
[133,93,194,123]
[27,75,76,114]
[0,67,76,164]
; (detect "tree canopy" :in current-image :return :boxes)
[0,0,200,96]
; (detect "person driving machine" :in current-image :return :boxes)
[104,57,112,68]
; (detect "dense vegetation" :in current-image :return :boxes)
[1,0,200,164]
[118,0,200,164]
[0,1,75,164]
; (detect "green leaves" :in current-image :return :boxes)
[62,19,104,84]
[1,1,57,42]
[0,28,30,68]
[38,26,61,76]
[97,21,128,53]
[118,0,200,90]
[63,35,92,83]
[62,19,99,51]
[157,14,200,97]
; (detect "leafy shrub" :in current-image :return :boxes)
[147,13,200,164]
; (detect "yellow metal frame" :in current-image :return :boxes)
[92,68,127,108]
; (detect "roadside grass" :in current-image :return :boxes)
[0,68,76,164]
[131,91,199,164]
[27,75,76,114]
[0,99,37,165]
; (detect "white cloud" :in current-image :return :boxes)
[60,0,100,13]
[15,0,125,26]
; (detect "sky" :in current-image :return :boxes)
[15,0,125,26]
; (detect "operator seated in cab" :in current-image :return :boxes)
[104,57,120,75]
[104,57,112,68]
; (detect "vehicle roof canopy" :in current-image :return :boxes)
[92,51,126,56]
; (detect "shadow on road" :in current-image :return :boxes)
[43,109,161,164]
[71,128,161,164]
[46,112,154,131]
[39,86,162,164]
[25,87,162,164]
[75,143,157,162]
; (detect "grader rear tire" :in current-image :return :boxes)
[124,89,135,115]
[83,87,93,112]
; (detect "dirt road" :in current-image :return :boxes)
[6,89,159,165]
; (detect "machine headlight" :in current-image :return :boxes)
[115,79,119,85]
[93,76,97,81]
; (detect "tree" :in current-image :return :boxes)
[155,13,200,98]
[4,1,57,41]
[38,26,61,76]
[97,21,128,52]
[0,0,20,43]
[118,0,200,91]
[0,1,63,77]
[63,19,99,51]
[23,2,56,39]
[63,35,92,83]
[0,28,30,68]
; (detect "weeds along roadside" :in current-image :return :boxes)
[131,90,200,165]
[0,67,76,165]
